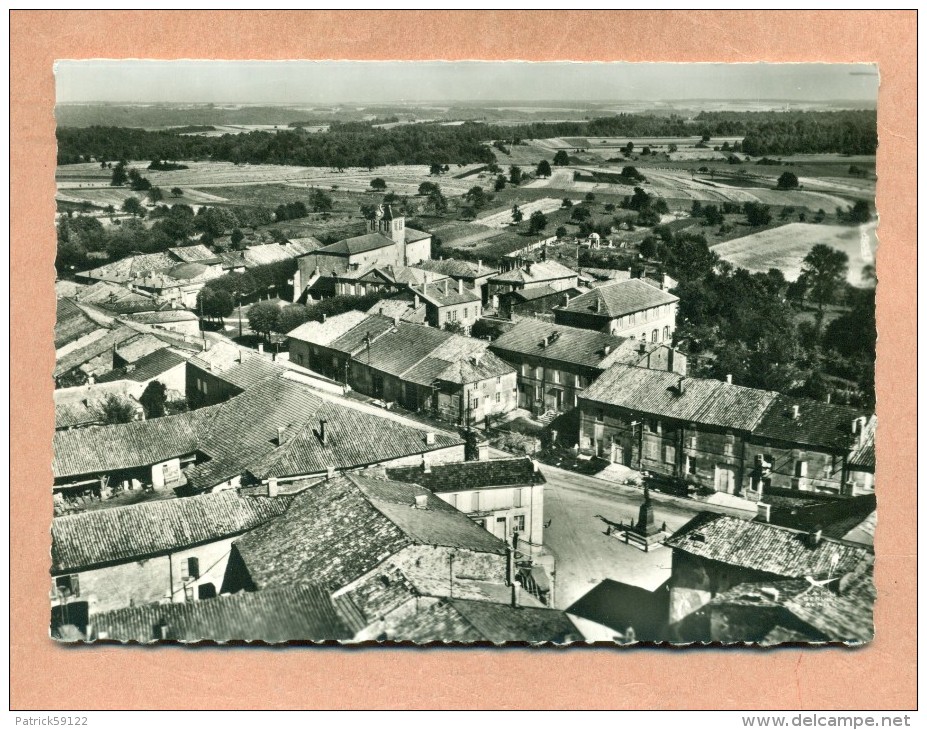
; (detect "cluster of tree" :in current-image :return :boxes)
[247,292,386,341]
[57,110,876,169]
[743,202,773,227]
[197,258,299,319]
[690,200,725,226]
[836,200,872,224]
[552,150,570,165]
[147,160,189,171]
[620,187,669,226]
[274,201,309,222]
[417,181,448,212]
[776,171,800,190]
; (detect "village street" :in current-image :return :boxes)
[520,456,756,611]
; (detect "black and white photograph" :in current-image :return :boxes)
[50,60,878,645]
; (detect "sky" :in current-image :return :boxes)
[55,61,879,105]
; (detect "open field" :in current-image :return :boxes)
[58,161,487,197]
[712,220,878,286]
[56,186,228,209]
[475,197,573,228]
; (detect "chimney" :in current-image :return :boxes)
[414,294,420,308]
[443,279,449,296]
[267,477,279,497]
[792,404,800,420]
[258,343,264,355]
[726,374,733,385]
[276,426,286,445]
[526,261,533,275]
[757,502,771,523]
[425,432,436,445]
[639,341,646,355]
[326,466,336,480]
[603,344,611,356]
[477,259,482,271]
[319,418,327,445]
[457,279,463,295]
[808,528,823,548]
[422,455,431,473]
[511,582,521,608]
[595,297,602,314]
[393,316,400,328]
[414,494,428,509]
[563,293,570,307]
[379,307,385,315]
[677,376,685,395]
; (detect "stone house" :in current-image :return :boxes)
[487,259,579,305]
[410,278,483,334]
[553,278,679,343]
[489,319,686,416]
[578,365,872,498]
[386,457,546,547]
[50,490,291,622]
[417,258,498,305]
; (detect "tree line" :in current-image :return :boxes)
[56,110,877,167]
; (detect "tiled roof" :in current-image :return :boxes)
[753,394,862,450]
[52,490,291,572]
[115,333,171,364]
[72,282,165,315]
[387,598,581,643]
[366,298,428,324]
[508,285,558,302]
[411,280,481,307]
[54,382,143,430]
[849,426,875,470]
[317,233,395,256]
[490,260,578,285]
[52,410,206,478]
[556,278,678,318]
[234,474,506,590]
[404,227,431,244]
[77,252,177,284]
[582,365,776,431]
[124,310,199,325]
[246,400,463,481]
[418,258,497,279]
[490,319,628,370]
[241,241,316,267]
[665,512,873,581]
[89,584,351,643]
[212,355,285,391]
[286,310,372,344]
[54,325,140,378]
[165,262,211,281]
[98,347,187,384]
[387,457,544,493]
[168,244,219,264]
[709,570,875,644]
[55,298,102,349]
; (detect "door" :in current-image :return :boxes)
[492,516,508,541]
[714,465,736,494]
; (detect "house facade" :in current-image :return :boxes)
[410,278,483,334]
[288,313,517,426]
[487,259,580,305]
[50,490,290,618]
[579,365,872,498]
[554,278,679,343]
[489,319,686,416]
[387,457,546,548]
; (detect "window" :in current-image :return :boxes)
[652,329,658,343]
[198,583,217,600]
[522,363,531,377]
[472,397,479,409]
[596,409,604,422]
[664,445,676,464]
[513,515,526,532]
[181,557,200,582]
[495,392,500,403]
[686,456,697,475]
[464,307,469,319]
[496,376,501,384]
[629,313,636,325]
[551,369,560,384]
[663,326,670,341]
[55,574,79,598]
[724,442,734,457]
[514,488,523,508]
[471,492,480,512]
[201,381,208,395]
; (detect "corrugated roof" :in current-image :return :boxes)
[557,278,678,318]
[387,457,544,493]
[89,583,351,643]
[581,365,775,431]
[52,490,291,572]
[665,512,873,580]
[753,394,862,450]
[490,319,627,370]
[235,473,506,591]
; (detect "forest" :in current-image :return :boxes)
[56,110,877,166]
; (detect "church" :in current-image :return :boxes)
[292,204,432,301]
